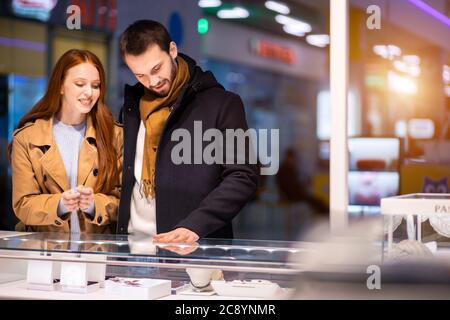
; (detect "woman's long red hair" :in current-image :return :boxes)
[8,49,119,193]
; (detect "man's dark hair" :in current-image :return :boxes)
[119,20,172,57]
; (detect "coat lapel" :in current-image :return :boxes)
[77,116,97,186]
[40,146,70,191]
[31,118,69,191]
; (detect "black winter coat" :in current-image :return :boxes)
[117,53,259,238]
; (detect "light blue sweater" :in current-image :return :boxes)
[53,118,94,234]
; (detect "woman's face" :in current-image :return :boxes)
[60,62,101,115]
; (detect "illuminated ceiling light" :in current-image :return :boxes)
[275,15,312,34]
[393,60,408,73]
[217,7,249,19]
[282,24,305,37]
[373,45,388,58]
[373,45,402,60]
[265,1,290,15]
[403,55,420,65]
[388,71,417,95]
[306,34,330,47]
[198,0,222,8]
[394,56,421,77]
[443,65,450,83]
[408,65,421,77]
[275,15,312,32]
[387,45,402,58]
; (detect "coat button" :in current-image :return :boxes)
[97,216,103,224]
[127,165,131,171]
[93,168,98,177]
[127,107,132,112]
[54,220,61,226]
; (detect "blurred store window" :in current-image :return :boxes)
[199,0,331,240]
[349,0,450,218]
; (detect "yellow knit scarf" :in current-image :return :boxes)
[139,56,190,198]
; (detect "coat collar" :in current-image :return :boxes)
[29,116,96,146]
[29,116,97,191]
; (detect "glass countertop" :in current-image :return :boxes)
[0,231,307,270]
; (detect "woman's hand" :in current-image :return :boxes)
[76,185,94,211]
[61,189,80,211]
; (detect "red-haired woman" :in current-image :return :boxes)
[9,49,122,234]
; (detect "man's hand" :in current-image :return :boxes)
[153,228,199,244]
[61,189,80,211]
[76,185,94,211]
[163,242,199,256]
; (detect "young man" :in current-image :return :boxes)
[117,20,259,243]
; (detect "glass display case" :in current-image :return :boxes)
[381,193,450,262]
[0,231,306,300]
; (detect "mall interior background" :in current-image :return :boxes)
[0,0,449,241]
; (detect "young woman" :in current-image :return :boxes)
[9,49,122,234]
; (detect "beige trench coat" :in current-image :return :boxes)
[11,116,123,234]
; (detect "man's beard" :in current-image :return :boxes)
[151,58,178,97]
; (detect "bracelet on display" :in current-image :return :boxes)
[190,281,213,292]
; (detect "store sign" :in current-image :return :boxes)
[66,0,116,32]
[12,0,58,22]
[249,38,295,65]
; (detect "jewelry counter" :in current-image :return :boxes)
[0,231,306,300]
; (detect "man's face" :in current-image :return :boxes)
[124,42,178,97]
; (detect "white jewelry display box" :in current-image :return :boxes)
[211,280,281,298]
[105,277,171,300]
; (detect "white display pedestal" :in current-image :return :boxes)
[60,261,100,293]
[24,252,107,294]
[27,259,58,291]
